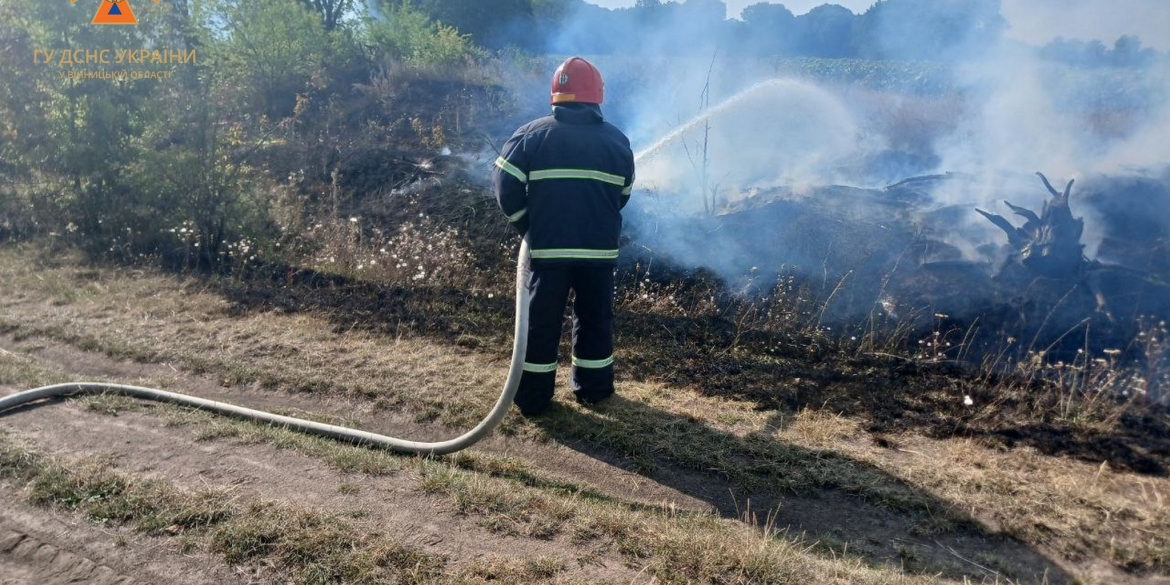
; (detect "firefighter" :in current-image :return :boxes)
[493,56,635,416]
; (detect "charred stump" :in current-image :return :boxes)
[976,172,1089,280]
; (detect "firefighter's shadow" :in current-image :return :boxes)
[531,395,1074,585]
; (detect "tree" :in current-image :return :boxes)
[532,0,618,54]
[1111,35,1155,67]
[795,4,858,58]
[678,0,725,24]
[740,2,797,56]
[855,0,1005,61]
[298,0,355,31]
[366,1,475,67]
[410,0,535,51]
[1038,36,1155,68]
[215,0,331,116]
[0,0,167,248]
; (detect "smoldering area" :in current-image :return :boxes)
[484,3,1170,386]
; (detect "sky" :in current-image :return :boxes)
[584,0,872,18]
[584,0,1170,51]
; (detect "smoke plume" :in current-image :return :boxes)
[495,1,1170,354]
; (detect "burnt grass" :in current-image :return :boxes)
[617,304,1170,476]
[193,181,1170,479]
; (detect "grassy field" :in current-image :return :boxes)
[0,240,1167,584]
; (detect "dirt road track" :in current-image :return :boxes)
[5,331,1165,585]
[0,512,136,585]
[0,335,702,583]
[0,500,240,585]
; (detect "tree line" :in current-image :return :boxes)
[0,0,501,268]
[0,0,1157,271]
[405,0,1157,66]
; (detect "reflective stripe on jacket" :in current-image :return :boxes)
[493,103,635,265]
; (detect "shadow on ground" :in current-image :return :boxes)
[531,396,1074,584]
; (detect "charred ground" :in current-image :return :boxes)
[2,167,1169,582]
[194,173,1170,480]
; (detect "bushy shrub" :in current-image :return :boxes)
[203,0,335,117]
[365,1,480,69]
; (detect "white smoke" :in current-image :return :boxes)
[634,78,862,212]
[509,2,1170,298]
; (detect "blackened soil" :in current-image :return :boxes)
[161,182,1170,477]
[205,249,1170,478]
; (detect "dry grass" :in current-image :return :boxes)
[778,407,862,448]
[0,432,448,584]
[0,245,508,430]
[0,414,945,585]
[885,438,1170,573]
[0,345,56,388]
[2,242,1169,582]
[459,555,576,584]
[114,401,945,582]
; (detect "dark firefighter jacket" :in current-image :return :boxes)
[493,103,635,266]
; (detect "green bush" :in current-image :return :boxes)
[204,0,334,117]
[365,1,479,69]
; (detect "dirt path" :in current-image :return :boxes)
[1,332,1165,584]
[2,333,712,511]
[0,334,715,583]
[0,334,1074,585]
[0,498,240,585]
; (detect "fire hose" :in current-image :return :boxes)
[0,240,532,456]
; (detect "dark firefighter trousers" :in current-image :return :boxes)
[515,264,615,414]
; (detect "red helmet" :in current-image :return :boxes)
[550,57,604,105]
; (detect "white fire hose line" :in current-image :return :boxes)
[0,240,532,456]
